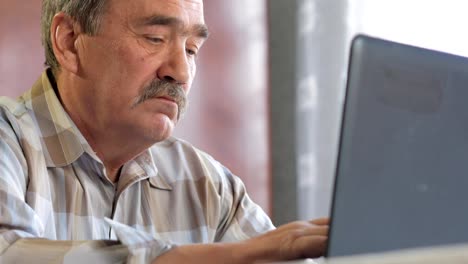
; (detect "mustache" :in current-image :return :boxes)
[132,79,188,119]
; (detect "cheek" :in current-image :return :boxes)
[112,45,153,91]
[115,45,140,70]
[113,37,151,66]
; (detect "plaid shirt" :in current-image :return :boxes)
[0,70,274,263]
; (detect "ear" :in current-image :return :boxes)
[50,12,81,74]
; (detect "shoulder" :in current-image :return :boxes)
[0,97,29,140]
[0,96,28,121]
[0,96,42,150]
[149,137,275,238]
[0,97,31,185]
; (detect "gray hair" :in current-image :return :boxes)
[41,0,108,72]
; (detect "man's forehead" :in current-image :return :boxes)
[107,0,206,30]
[108,0,205,17]
[136,14,209,39]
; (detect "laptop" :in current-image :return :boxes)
[326,34,468,258]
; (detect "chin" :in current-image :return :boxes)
[134,112,176,143]
[147,119,176,142]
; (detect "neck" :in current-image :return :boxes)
[106,166,123,183]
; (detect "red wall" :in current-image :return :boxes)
[0,1,271,213]
[0,1,44,97]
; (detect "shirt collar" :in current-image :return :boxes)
[138,150,173,191]
[121,150,173,191]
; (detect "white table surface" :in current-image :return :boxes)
[270,244,468,264]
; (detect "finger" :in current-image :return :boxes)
[276,219,329,233]
[295,235,328,259]
[300,225,329,237]
[276,221,312,232]
[310,217,330,226]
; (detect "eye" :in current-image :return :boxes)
[146,36,164,44]
[186,48,198,57]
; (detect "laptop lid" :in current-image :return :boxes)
[326,34,468,257]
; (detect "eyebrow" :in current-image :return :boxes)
[138,15,210,39]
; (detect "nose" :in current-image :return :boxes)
[157,45,191,87]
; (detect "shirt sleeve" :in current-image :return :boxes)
[0,226,174,264]
[0,114,173,264]
[206,157,276,242]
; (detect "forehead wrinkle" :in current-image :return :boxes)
[136,14,209,39]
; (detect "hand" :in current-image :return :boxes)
[243,218,329,262]
[153,218,329,264]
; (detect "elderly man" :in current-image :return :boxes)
[0,0,328,263]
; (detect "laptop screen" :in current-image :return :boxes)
[327,35,468,257]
